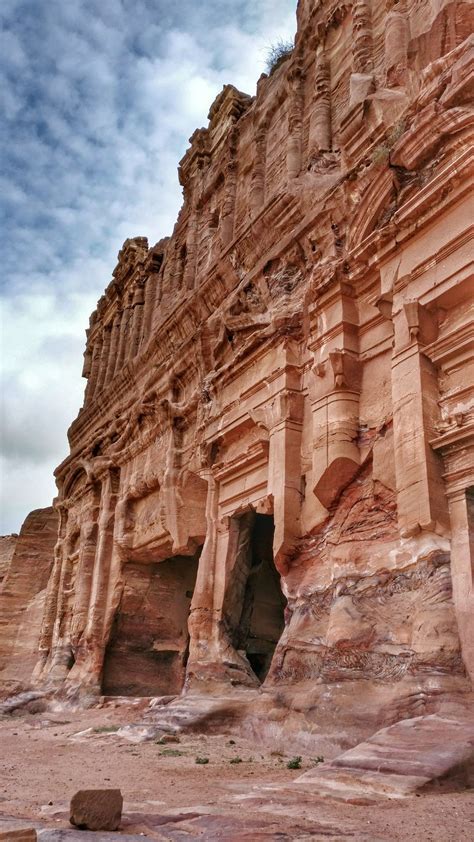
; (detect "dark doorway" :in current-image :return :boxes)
[225,512,286,683]
[102,548,200,696]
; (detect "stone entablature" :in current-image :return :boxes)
[4,2,471,730]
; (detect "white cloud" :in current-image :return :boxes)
[0,0,296,533]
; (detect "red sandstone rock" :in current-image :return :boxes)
[0,534,17,585]
[2,1,472,744]
[0,508,57,690]
[70,788,123,831]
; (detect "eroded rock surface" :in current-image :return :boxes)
[0,508,58,693]
[1,1,473,750]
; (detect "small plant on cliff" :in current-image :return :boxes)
[371,119,407,165]
[160,748,184,757]
[265,39,294,75]
[195,756,210,764]
[287,755,302,769]
[229,756,243,764]
[311,755,325,765]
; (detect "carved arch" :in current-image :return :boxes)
[62,466,89,499]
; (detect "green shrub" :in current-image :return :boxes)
[287,756,302,770]
[195,756,209,765]
[229,756,243,764]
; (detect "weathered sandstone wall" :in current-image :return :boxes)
[0,535,17,586]
[0,508,58,692]
[2,1,472,737]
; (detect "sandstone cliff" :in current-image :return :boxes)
[0,508,58,693]
[2,1,473,740]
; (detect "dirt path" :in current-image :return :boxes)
[0,704,473,840]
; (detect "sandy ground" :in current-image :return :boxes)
[0,703,473,840]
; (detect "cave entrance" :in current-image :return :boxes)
[102,548,200,697]
[225,512,286,683]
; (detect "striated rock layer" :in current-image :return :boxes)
[0,508,58,693]
[5,1,473,738]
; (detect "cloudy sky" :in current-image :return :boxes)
[0,0,297,534]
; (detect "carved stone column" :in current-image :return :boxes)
[187,470,219,670]
[350,0,374,106]
[104,311,121,384]
[130,284,144,357]
[269,389,304,571]
[312,354,361,509]
[308,277,361,515]
[114,299,131,375]
[352,0,373,73]
[79,467,120,691]
[391,303,449,536]
[250,122,267,215]
[183,206,198,291]
[221,130,238,247]
[287,63,305,179]
[446,488,474,682]
[69,492,100,654]
[141,276,154,343]
[96,325,112,394]
[86,333,103,401]
[309,46,332,154]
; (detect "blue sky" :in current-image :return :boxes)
[0,0,296,534]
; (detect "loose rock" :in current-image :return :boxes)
[69,788,123,831]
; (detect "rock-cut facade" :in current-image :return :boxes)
[1,0,473,736]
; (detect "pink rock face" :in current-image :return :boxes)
[4,1,472,739]
[0,508,58,691]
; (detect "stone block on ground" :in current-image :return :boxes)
[0,830,37,841]
[69,788,123,831]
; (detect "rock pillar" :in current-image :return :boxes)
[250,123,267,215]
[391,306,449,535]
[287,64,305,179]
[447,488,474,682]
[187,471,220,669]
[96,326,112,394]
[183,207,198,290]
[267,389,304,572]
[142,276,155,343]
[70,496,100,653]
[130,285,144,357]
[79,468,120,690]
[104,311,121,384]
[310,46,331,154]
[350,0,374,105]
[114,300,131,375]
[86,334,103,401]
[220,124,239,247]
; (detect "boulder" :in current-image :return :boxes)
[69,788,123,831]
